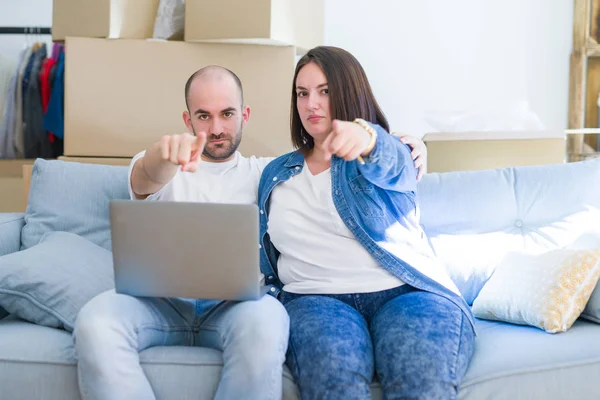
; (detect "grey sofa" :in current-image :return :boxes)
[0,157,599,400]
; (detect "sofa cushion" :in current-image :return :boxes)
[418,158,600,305]
[472,249,600,333]
[21,159,129,252]
[0,231,114,331]
[0,213,24,257]
[0,316,79,400]
[1,316,599,400]
[459,318,600,400]
[0,316,300,400]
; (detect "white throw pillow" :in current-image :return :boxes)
[472,248,600,333]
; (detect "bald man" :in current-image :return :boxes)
[73,66,428,400]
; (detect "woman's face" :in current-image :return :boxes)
[295,62,332,142]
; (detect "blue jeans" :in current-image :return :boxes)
[73,289,289,400]
[279,285,475,400]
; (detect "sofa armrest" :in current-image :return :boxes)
[0,213,24,256]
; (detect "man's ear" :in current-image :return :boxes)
[183,110,193,133]
[242,105,251,127]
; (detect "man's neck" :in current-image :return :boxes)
[200,153,236,163]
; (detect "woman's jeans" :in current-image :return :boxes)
[279,285,475,400]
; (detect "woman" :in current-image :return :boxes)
[258,46,475,400]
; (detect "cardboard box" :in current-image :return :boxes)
[64,37,295,158]
[0,159,35,178]
[184,0,324,54]
[52,0,159,41]
[423,131,566,173]
[58,157,132,166]
[23,164,33,209]
[0,177,26,213]
[0,159,36,212]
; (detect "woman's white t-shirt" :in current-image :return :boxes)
[267,162,405,294]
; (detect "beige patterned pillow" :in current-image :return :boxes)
[472,249,600,333]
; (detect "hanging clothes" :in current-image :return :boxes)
[1,41,66,160]
[44,49,65,142]
[21,44,38,101]
[40,58,54,112]
[0,54,20,158]
[40,57,56,143]
[0,55,16,127]
[13,46,33,158]
[49,59,57,89]
[0,51,25,159]
[51,43,63,63]
[51,42,58,62]
[46,45,65,158]
[24,43,51,158]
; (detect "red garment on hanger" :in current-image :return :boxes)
[40,57,56,142]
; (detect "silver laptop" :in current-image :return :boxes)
[109,200,261,301]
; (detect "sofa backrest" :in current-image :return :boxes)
[417,157,600,304]
[21,159,130,252]
[20,157,600,305]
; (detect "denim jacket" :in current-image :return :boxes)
[257,122,475,330]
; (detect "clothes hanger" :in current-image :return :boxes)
[23,27,30,50]
[33,27,40,51]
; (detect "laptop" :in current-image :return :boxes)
[109,200,261,301]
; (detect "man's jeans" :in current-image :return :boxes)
[73,289,289,400]
[279,285,475,400]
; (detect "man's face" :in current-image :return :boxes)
[183,77,250,162]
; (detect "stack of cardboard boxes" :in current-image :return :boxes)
[52,0,323,165]
[0,0,323,212]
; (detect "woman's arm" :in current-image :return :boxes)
[358,123,418,192]
[323,120,418,192]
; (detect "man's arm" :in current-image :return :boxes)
[130,141,177,199]
[393,133,427,181]
[131,132,207,199]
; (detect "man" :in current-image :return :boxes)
[73,65,428,400]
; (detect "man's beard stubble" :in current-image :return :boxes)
[192,125,243,161]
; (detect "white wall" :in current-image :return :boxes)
[0,0,574,136]
[0,0,53,61]
[324,0,574,136]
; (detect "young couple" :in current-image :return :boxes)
[73,46,475,400]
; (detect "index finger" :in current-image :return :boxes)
[322,132,335,160]
[193,131,207,150]
[160,135,170,160]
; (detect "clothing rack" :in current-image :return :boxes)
[0,27,51,35]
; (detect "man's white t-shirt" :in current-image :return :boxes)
[127,150,273,204]
[267,162,405,294]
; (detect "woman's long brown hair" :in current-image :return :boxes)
[290,46,390,152]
